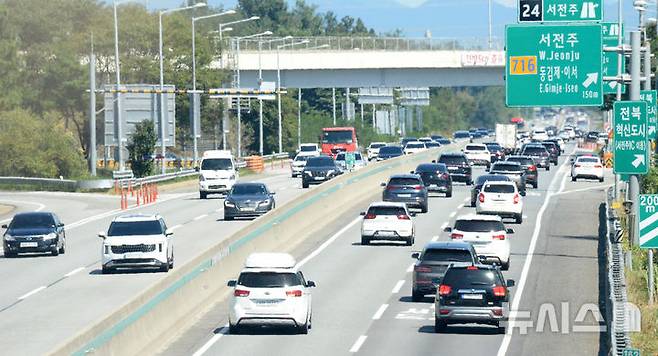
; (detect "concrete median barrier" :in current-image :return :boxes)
[53,144,463,356]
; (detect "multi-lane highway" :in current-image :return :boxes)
[161,142,610,356]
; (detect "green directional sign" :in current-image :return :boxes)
[640,90,657,139]
[602,22,626,94]
[506,24,603,107]
[519,0,603,22]
[622,348,641,356]
[613,101,648,174]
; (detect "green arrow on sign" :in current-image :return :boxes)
[602,22,626,95]
[640,90,657,139]
[506,24,603,107]
[613,101,649,174]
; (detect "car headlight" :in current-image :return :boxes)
[42,232,57,240]
[259,199,271,206]
[224,200,235,207]
[4,234,15,241]
[327,170,335,175]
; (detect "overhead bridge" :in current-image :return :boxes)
[211,36,506,89]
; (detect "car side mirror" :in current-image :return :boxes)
[270,192,276,196]
[195,166,200,172]
[165,228,174,237]
[307,280,317,288]
[58,223,65,227]
[98,232,107,239]
[478,255,487,263]
[410,212,417,217]
[380,182,386,187]
[360,211,366,216]
[444,227,452,232]
[227,280,237,287]
[411,252,420,259]
[507,279,515,287]
[1,224,7,229]
[410,171,415,174]
[506,228,515,234]
[431,160,436,163]
[520,191,526,197]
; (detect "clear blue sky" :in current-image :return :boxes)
[145,0,651,39]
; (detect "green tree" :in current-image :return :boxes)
[127,120,157,178]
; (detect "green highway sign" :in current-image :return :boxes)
[602,22,626,94]
[622,348,640,356]
[640,90,657,139]
[519,0,603,23]
[506,24,603,107]
[613,101,648,174]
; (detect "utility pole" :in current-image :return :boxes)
[332,88,337,125]
[89,36,97,176]
[630,31,641,247]
[298,88,302,148]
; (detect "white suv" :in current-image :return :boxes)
[99,214,174,274]
[228,253,316,334]
[531,129,549,141]
[360,202,415,245]
[444,214,513,270]
[367,142,387,161]
[476,181,524,224]
[463,144,491,167]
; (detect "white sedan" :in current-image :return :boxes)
[571,156,604,182]
[476,181,523,224]
[403,141,427,155]
[360,202,415,245]
[444,214,513,270]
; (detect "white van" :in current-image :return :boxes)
[198,150,238,199]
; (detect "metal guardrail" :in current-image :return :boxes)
[233,36,504,52]
[606,188,632,356]
[0,177,78,192]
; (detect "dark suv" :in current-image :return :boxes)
[411,241,478,301]
[435,264,515,333]
[412,163,452,197]
[541,142,560,165]
[506,155,538,189]
[302,156,341,188]
[382,174,429,213]
[2,212,66,257]
[437,153,472,185]
[521,144,550,171]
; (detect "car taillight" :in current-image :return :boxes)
[492,308,503,316]
[479,193,485,203]
[364,213,377,219]
[574,164,581,168]
[234,289,250,297]
[286,290,303,297]
[414,265,432,273]
[529,165,537,171]
[386,185,398,190]
[451,233,463,239]
[438,284,452,296]
[441,173,450,179]
[439,309,450,315]
[397,214,411,220]
[594,164,602,168]
[493,234,505,240]
[467,266,478,270]
[413,185,423,190]
[513,194,520,204]
[493,286,506,297]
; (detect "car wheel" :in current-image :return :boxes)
[471,200,476,208]
[361,236,370,245]
[545,166,550,171]
[434,318,447,333]
[199,192,207,200]
[101,266,113,274]
[532,181,538,189]
[599,177,604,183]
[59,242,66,254]
[496,322,506,334]
[466,179,473,186]
[51,246,59,256]
[571,176,577,182]
[224,215,233,221]
[4,251,15,258]
[515,214,523,224]
[553,161,558,166]
[421,204,428,213]
[412,290,423,302]
[446,190,452,198]
[501,261,510,271]
[160,261,170,273]
[228,323,240,334]
[302,181,309,189]
[298,321,309,334]
[405,237,413,246]
[169,252,174,269]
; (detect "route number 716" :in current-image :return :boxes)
[509,56,538,76]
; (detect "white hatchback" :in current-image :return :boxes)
[571,156,604,182]
[404,141,427,155]
[476,181,524,224]
[444,214,513,270]
[463,144,491,166]
[228,253,316,334]
[360,202,415,245]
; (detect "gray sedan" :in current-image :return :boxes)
[224,183,275,221]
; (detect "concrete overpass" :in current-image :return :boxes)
[210,36,505,89]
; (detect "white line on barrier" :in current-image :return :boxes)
[349,335,368,353]
[431,235,439,242]
[372,304,389,320]
[191,324,228,356]
[463,197,469,203]
[296,216,361,268]
[391,280,405,294]
[169,224,183,232]
[193,214,207,221]
[406,262,415,273]
[18,286,46,300]
[448,211,456,218]
[64,267,85,278]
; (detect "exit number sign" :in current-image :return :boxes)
[519,0,603,23]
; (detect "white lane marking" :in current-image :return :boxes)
[406,262,415,273]
[0,200,46,223]
[193,214,208,221]
[448,211,456,218]
[64,267,85,278]
[169,224,183,232]
[497,147,574,356]
[349,335,368,353]
[215,208,223,213]
[463,197,470,203]
[372,304,389,320]
[191,324,229,356]
[440,222,448,229]
[296,216,361,268]
[553,183,613,197]
[392,280,405,294]
[431,235,439,242]
[18,286,46,300]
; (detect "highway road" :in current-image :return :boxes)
[163,142,610,356]
[0,166,317,356]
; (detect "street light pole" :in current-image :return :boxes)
[488,0,493,49]
[277,40,308,153]
[112,0,124,171]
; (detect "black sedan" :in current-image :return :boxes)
[2,212,66,257]
[412,163,452,197]
[302,156,342,188]
[224,183,275,220]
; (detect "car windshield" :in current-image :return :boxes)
[485,144,502,151]
[492,164,521,172]
[578,158,600,163]
[201,158,233,170]
[367,206,407,215]
[483,184,515,193]
[454,132,470,138]
[300,146,316,152]
[232,185,267,195]
[238,272,302,288]
[335,154,345,161]
[370,143,386,149]
[465,145,486,151]
[354,153,363,160]
[507,157,533,165]
[443,268,499,288]
[439,156,466,165]
[306,157,335,167]
[108,221,163,236]
[426,142,441,148]
[422,249,473,263]
[476,175,509,185]
[294,156,309,162]
[322,130,353,144]
[454,219,505,232]
[416,164,446,173]
[406,143,425,149]
[379,146,403,155]
[523,147,547,155]
[10,214,55,229]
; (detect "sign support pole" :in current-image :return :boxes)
[630,31,642,247]
[650,249,655,304]
[89,42,97,177]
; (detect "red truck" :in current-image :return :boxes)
[321,127,358,157]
